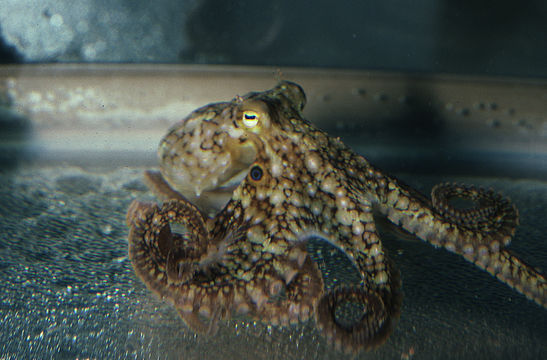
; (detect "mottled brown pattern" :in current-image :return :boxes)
[126,81,546,353]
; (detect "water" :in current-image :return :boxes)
[1,65,546,359]
[1,162,545,360]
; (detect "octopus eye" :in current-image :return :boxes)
[250,165,263,181]
[242,110,259,128]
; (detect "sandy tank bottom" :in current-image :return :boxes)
[0,163,546,360]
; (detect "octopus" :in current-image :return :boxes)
[126,81,546,353]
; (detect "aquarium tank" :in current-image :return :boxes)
[0,1,546,359]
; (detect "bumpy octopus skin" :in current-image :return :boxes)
[126,81,546,353]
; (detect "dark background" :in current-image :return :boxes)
[1,0,546,77]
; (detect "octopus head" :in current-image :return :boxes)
[157,81,307,215]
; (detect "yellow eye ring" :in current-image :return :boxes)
[242,110,259,128]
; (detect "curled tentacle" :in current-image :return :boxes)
[128,199,326,335]
[316,285,399,354]
[424,183,545,308]
[380,180,545,309]
[128,199,240,334]
[431,183,518,247]
[127,199,210,295]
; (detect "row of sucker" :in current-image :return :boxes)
[462,247,546,308]
[316,286,390,354]
[126,199,210,295]
[430,184,545,307]
[371,175,546,309]
[314,260,402,355]
[126,199,227,334]
[306,234,402,354]
[127,197,331,337]
[431,182,518,247]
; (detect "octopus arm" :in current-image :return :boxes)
[143,170,188,202]
[127,198,332,334]
[480,249,546,307]
[301,229,402,353]
[126,199,238,334]
[368,176,546,308]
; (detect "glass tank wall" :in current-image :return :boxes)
[0,1,546,359]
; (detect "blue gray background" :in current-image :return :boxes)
[1,0,546,77]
